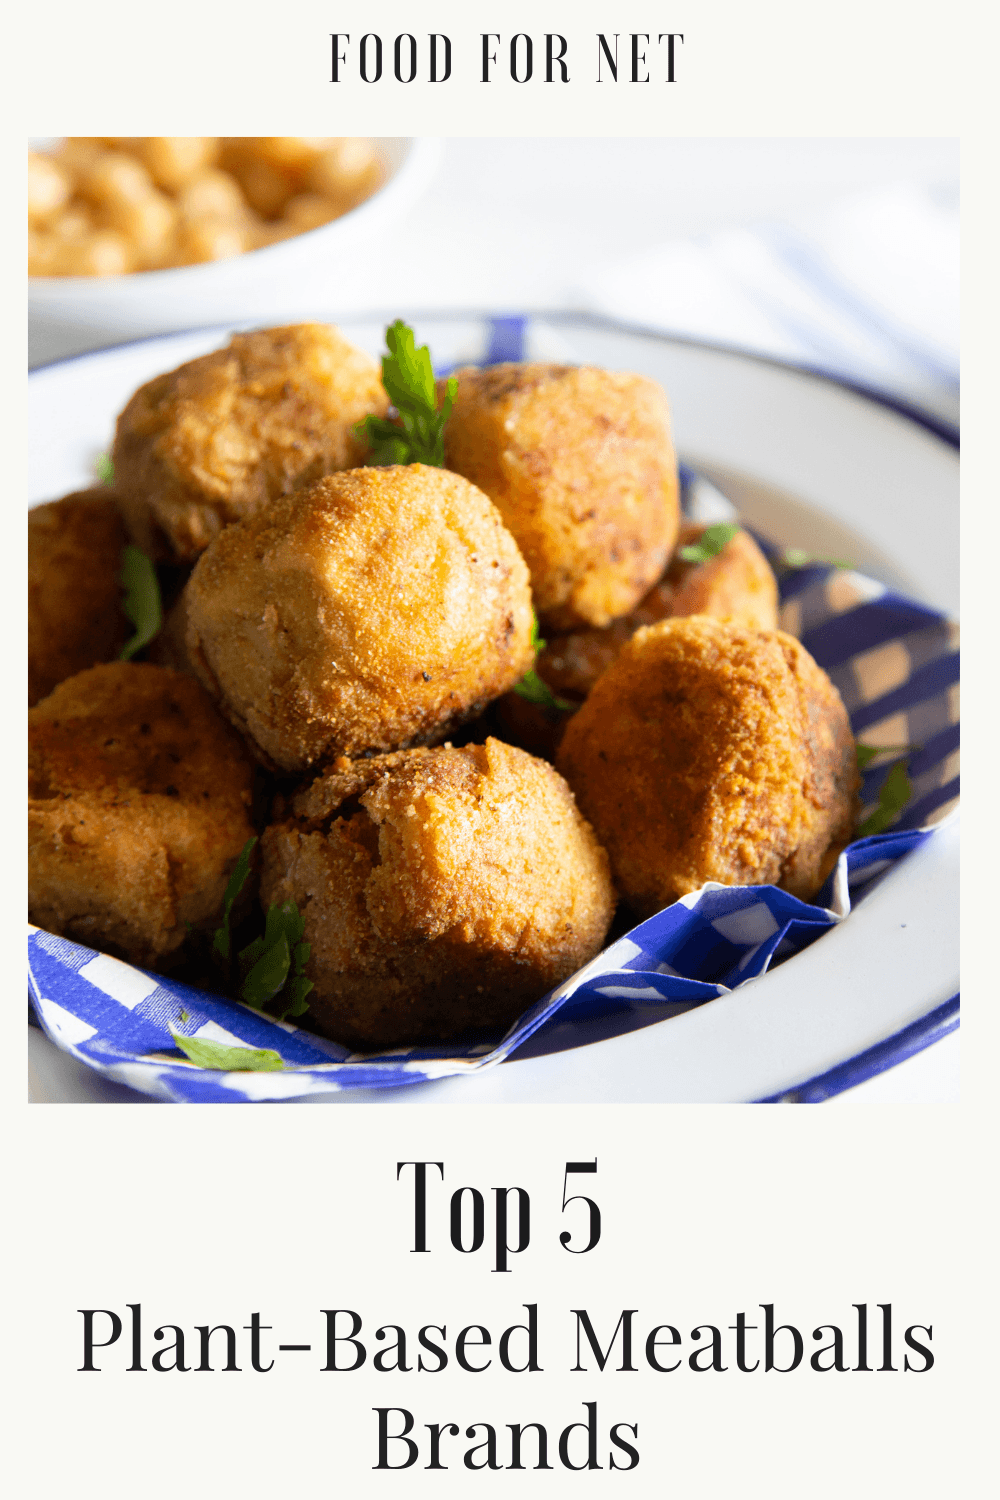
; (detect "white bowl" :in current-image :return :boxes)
[28,138,440,366]
[27,316,959,1102]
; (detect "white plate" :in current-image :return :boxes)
[27,315,959,1103]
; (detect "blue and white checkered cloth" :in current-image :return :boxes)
[28,545,958,1102]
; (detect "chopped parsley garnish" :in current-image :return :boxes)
[357,319,457,467]
[239,901,313,1021]
[118,544,163,660]
[169,1033,286,1072]
[856,758,914,838]
[95,452,115,485]
[209,849,312,1022]
[855,743,919,772]
[678,522,740,563]
[511,611,575,714]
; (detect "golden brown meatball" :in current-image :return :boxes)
[557,617,857,915]
[28,489,129,706]
[185,465,535,774]
[491,522,779,762]
[29,662,257,967]
[539,522,779,701]
[440,363,680,630]
[260,738,616,1048]
[112,323,389,560]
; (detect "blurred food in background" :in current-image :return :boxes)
[28,138,385,277]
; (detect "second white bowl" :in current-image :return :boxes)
[29,137,440,365]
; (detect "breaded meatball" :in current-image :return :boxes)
[539,523,779,702]
[440,363,680,630]
[557,617,857,914]
[28,489,128,706]
[29,662,257,967]
[112,323,389,560]
[185,465,535,774]
[491,523,779,762]
[260,738,616,1048]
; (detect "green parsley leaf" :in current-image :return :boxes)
[530,611,545,655]
[119,544,163,660]
[513,668,574,711]
[265,899,305,951]
[678,522,740,563]
[778,547,853,570]
[277,972,314,1022]
[95,452,115,486]
[357,320,457,467]
[855,743,918,772]
[238,900,312,1018]
[274,933,314,1020]
[169,1032,286,1072]
[241,933,292,1010]
[239,934,265,971]
[362,428,413,466]
[856,760,913,838]
[511,610,575,713]
[212,837,258,967]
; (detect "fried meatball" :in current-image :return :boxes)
[260,738,616,1048]
[538,523,779,701]
[112,323,389,560]
[491,523,779,762]
[29,662,257,967]
[557,617,857,915]
[440,363,680,630]
[28,489,128,706]
[185,465,535,774]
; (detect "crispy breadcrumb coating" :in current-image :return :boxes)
[28,489,128,705]
[112,323,388,560]
[557,617,857,914]
[260,738,616,1048]
[538,522,779,701]
[185,465,535,773]
[441,363,679,630]
[492,522,779,761]
[29,662,256,966]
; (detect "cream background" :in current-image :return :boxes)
[8,1,992,1494]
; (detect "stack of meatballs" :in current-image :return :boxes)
[28,323,858,1051]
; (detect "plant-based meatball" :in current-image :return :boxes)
[491,523,779,762]
[29,662,257,967]
[538,523,779,702]
[440,363,680,631]
[260,738,616,1048]
[112,323,389,560]
[557,617,857,915]
[28,489,129,706]
[185,465,535,774]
